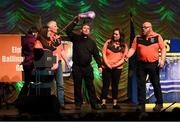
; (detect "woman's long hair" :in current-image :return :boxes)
[110,27,126,52]
[37,26,49,43]
[36,26,56,51]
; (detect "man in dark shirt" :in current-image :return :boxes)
[65,16,102,110]
[125,22,166,112]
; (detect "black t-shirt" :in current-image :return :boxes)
[65,21,101,67]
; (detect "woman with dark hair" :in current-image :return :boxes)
[100,28,128,109]
[34,22,70,109]
[35,26,59,52]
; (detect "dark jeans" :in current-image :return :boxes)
[101,68,122,99]
[72,64,97,107]
[19,64,34,97]
[137,61,163,105]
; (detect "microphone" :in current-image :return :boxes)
[58,11,95,33]
[78,11,96,19]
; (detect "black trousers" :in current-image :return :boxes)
[19,64,34,97]
[72,64,97,107]
[137,61,163,105]
[101,68,122,99]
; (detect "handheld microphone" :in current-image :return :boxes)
[58,11,95,34]
[78,11,96,19]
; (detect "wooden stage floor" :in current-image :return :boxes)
[0,102,180,121]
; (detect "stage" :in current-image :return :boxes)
[0,102,179,121]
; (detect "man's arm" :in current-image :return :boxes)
[124,48,136,62]
[60,48,71,70]
[124,37,137,62]
[159,48,166,68]
[158,34,166,68]
[65,16,80,37]
[92,41,102,69]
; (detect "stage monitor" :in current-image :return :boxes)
[34,48,56,69]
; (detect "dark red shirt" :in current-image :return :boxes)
[22,34,36,66]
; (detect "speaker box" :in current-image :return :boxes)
[29,81,52,96]
[34,48,56,68]
[16,95,60,114]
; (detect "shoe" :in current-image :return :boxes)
[101,104,107,109]
[138,112,148,120]
[113,104,120,109]
[91,104,101,110]
[136,104,145,112]
[153,104,163,112]
[75,105,81,110]
[60,105,71,110]
[60,105,65,109]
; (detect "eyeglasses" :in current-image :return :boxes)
[142,26,151,29]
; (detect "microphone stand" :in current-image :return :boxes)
[161,101,176,112]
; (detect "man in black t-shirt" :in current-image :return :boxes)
[65,16,102,110]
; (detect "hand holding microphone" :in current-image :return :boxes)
[73,11,96,23]
[60,11,96,33]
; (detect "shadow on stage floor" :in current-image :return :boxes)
[0,102,179,121]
